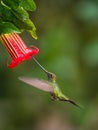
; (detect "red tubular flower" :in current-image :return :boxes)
[0,33,39,68]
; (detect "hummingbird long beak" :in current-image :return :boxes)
[32,57,56,81]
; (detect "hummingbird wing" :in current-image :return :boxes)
[18,77,54,93]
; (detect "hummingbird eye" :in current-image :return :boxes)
[47,72,56,81]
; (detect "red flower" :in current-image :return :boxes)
[0,33,39,68]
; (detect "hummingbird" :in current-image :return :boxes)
[18,57,80,108]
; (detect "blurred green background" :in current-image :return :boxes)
[0,0,98,130]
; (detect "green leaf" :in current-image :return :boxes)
[0,22,21,34]
[0,0,37,39]
[20,0,36,11]
[2,0,36,11]
[12,18,37,39]
[1,0,20,9]
[12,6,29,20]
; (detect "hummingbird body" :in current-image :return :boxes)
[46,72,80,107]
[48,79,69,101]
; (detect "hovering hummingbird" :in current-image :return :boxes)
[18,57,80,108]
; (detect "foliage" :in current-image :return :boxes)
[0,0,37,39]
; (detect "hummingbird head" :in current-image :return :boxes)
[46,72,56,82]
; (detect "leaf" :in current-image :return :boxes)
[12,6,29,20]
[0,0,37,39]
[2,0,20,9]
[0,22,20,34]
[2,0,36,11]
[20,0,36,11]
